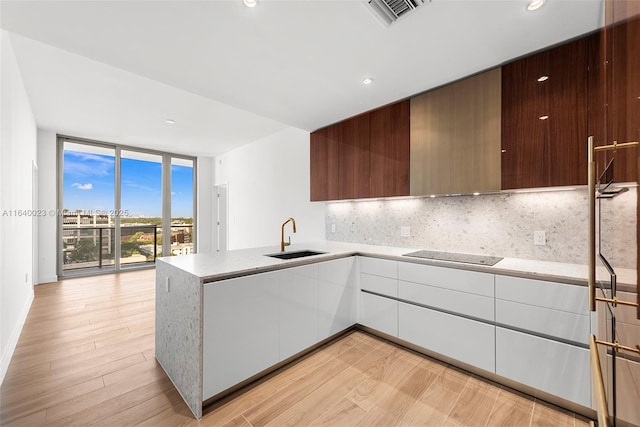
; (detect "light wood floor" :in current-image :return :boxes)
[0,270,592,426]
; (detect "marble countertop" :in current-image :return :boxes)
[157,240,637,292]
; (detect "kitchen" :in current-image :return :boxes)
[1,0,639,426]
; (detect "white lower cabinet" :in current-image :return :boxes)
[495,327,590,407]
[318,257,355,339]
[203,272,280,400]
[203,258,355,400]
[202,256,592,410]
[279,264,319,360]
[360,291,398,337]
[398,302,495,373]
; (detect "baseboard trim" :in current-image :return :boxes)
[0,290,34,384]
[37,275,58,285]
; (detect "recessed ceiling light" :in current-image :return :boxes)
[539,115,549,120]
[362,77,374,85]
[537,75,549,82]
[165,119,176,124]
[526,0,546,11]
[243,0,258,7]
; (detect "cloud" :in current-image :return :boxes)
[72,183,93,190]
[64,151,114,178]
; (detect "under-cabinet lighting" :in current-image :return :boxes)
[537,75,549,82]
[526,0,545,11]
[362,77,374,85]
[511,186,579,194]
[430,195,436,198]
[473,192,480,196]
[539,115,549,120]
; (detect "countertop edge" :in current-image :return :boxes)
[156,245,636,293]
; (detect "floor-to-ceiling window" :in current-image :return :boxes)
[169,157,195,256]
[57,136,196,277]
[120,150,163,270]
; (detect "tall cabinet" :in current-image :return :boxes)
[501,36,591,189]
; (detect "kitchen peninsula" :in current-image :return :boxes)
[155,241,635,419]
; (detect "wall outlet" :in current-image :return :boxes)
[331,223,336,233]
[401,226,410,237]
[534,231,546,246]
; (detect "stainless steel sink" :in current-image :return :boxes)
[265,250,326,260]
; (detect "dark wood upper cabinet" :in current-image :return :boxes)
[370,100,410,197]
[312,23,637,200]
[501,37,590,190]
[338,112,371,200]
[604,13,639,183]
[309,100,410,201]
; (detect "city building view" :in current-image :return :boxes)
[62,210,194,272]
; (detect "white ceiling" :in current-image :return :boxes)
[1,0,604,157]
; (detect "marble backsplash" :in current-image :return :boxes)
[325,187,637,269]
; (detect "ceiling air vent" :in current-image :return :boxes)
[365,0,426,27]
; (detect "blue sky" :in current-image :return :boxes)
[63,150,193,218]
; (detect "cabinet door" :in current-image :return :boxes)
[339,112,371,199]
[596,15,639,184]
[310,126,340,201]
[496,327,590,407]
[310,127,329,201]
[203,273,280,399]
[370,100,410,198]
[279,264,319,360]
[501,37,589,189]
[359,291,398,337]
[318,258,355,339]
[398,302,495,373]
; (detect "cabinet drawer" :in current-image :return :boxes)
[398,262,494,297]
[358,256,397,279]
[359,292,398,337]
[495,275,588,315]
[399,280,494,321]
[398,302,495,373]
[496,299,590,344]
[361,273,397,297]
[496,327,590,407]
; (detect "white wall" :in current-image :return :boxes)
[196,156,214,254]
[215,127,325,250]
[0,31,37,384]
[37,129,58,284]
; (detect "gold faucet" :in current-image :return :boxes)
[280,217,297,252]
